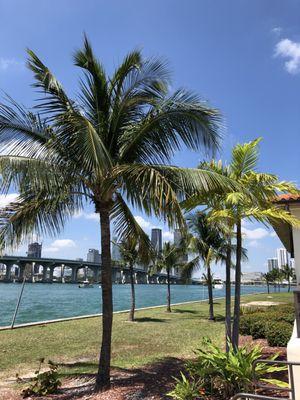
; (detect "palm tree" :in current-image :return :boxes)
[0,38,233,390]
[153,241,185,312]
[282,264,295,292]
[183,212,230,321]
[117,236,151,321]
[263,271,273,294]
[183,138,300,349]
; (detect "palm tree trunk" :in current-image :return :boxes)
[95,205,113,392]
[225,241,232,351]
[167,268,171,312]
[267,282,270,294]
[207,265,215,321]
[232,219,242,350]
[288,278,291,292]
[129,264,135,321]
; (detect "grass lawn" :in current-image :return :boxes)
[0,292,292,380]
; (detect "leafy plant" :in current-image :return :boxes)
[167,372,204,400]
[186,338,287,399]
[17,358,61,397]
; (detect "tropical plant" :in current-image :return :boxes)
[17,359,61,398]
[183,212,243,321]
[0,38,234,390]
[262,271,273,294]
[117,235,152,321]
[282,264,295,292]
[185,338,287,399]
[153,241,186,312]
[183,138,300,348]
[167,372,204,400]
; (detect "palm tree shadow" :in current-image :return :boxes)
[173,308,198,314]
[135,317,167,323]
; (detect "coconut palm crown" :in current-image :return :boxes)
[0,37,234,390]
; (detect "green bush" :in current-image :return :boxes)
[239,304,295,345]
[265,322,293,347]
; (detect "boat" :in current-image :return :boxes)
[78,280,94,288]
[213,279,224,290]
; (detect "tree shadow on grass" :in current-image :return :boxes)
[134,317,167,323]
[172,308,198,314]
[54,357,185,399]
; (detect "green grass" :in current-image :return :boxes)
[0,292,292,379]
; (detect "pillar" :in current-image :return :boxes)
[42,265,48,282]
[93,268,100,282]
[4,263,12,281]
[49,266,55,282]
[71,267,78,283]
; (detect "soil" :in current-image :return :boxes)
[0,338,289,400]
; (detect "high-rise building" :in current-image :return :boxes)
[267,258,278,272]
[277,248,290,269]
[151,228,162,252]
[112,237,121,261]
[87,249,101,264]
[27,242,42,258]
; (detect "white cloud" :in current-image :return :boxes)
[270,231,277,238]
[44,239,76,253]
[0,193,19,208]
[275,38,300,74]
[162,231,173,241]
[248,240,260,248]
[271,27,282,36]
[134,215,153,230]
[242,227,269,240]
[74,211,98,221]
[0,58,24,71]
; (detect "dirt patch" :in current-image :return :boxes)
[242,301,283,307]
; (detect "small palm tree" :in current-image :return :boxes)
[183,212,230,321]
[117,236,151,321]
[262,271,273,294]
[154,241,185,312]
[0,38,233,390]
[282,264,295,292]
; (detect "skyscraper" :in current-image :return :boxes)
[87,249,101,264]
[276,248,290,269]
[27,242,42,258]
[267,258,278,272]
[151,228,162,252]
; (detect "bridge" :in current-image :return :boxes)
[0,255,181,284]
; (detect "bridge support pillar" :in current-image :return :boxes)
[42,265,48,282]
[49,266,55,282]
[93,268,100,282]
[71,267,78,283]
[4,263,12,282]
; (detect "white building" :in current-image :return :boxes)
[276,247,290,269]
[267,258,278,272]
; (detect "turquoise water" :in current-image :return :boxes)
[0,283,271,327]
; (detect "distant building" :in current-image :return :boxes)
[290,258,295,269]
[151,228,162,252]
[241,272,263,283]
[277,248,290,269]
[112,237,121,261]
[174,229,188,265]
[76,258,83,261]
[87,249,101,264]
[27,242,42,258]
[267,258,278,272]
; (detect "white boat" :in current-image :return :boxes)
[213,279,224,290]
[78,280,94,288]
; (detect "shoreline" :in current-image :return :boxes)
[0,291,266,331]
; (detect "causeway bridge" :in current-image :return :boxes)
[0,255,181,284]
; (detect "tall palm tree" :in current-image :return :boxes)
[262,271,273,294]
[183,212,231,321]
[183,138,300,349]
[0,38,233,390]
[282,264,295,292]
[154,241,185,312]
[117,235,151,321]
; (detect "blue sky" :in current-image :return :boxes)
[0,0,299,275]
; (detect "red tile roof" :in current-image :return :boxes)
[275,193,300,203]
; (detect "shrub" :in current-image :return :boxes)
[167,372,204,400]
[265,322,293,347]
[17,359,61,398]
[184,338,287,399]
